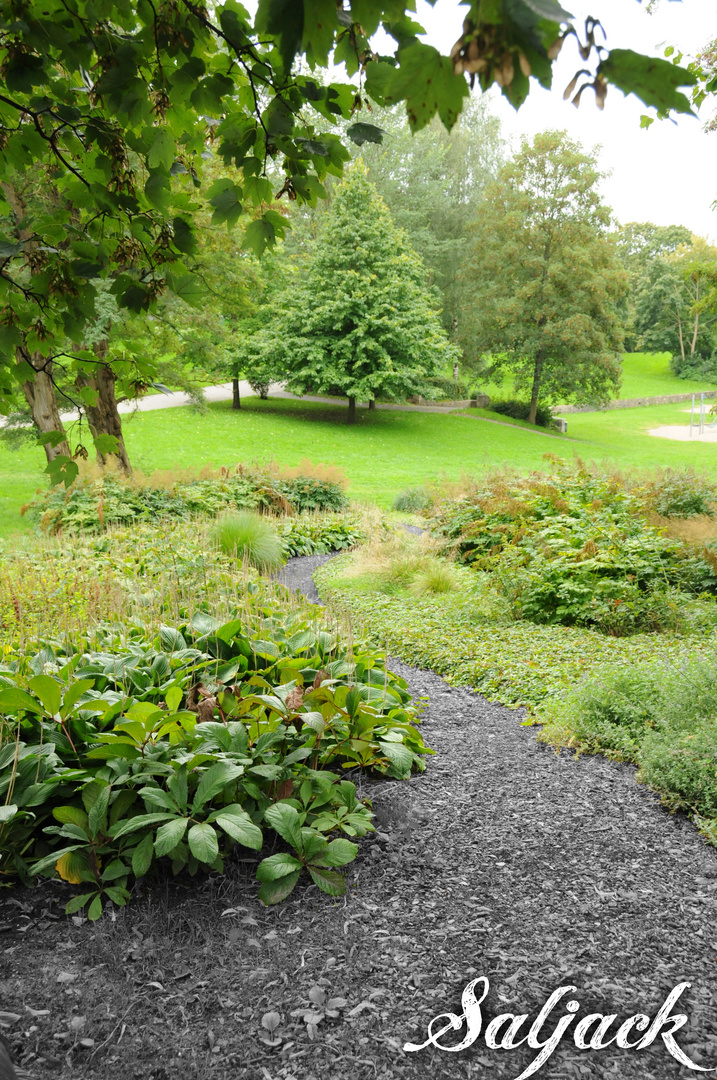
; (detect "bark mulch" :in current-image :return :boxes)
[1,558,716,1080]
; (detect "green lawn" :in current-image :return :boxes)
[473,352,717,403]
[4,394,717,540]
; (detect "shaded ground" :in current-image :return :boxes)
[1,561,716,1080]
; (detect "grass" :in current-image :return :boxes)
[473,351,717,403]
[5,355,717,541]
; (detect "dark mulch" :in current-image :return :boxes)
[1,558,716,1080]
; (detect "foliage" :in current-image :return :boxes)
[315,553,717,708]
[632,237,717,378]
[24,464,349,533]
[0,587,429,915]
[0,0,699,480]
[427,461,717,635]
[211,513,284,572]
[461,131,626,423]
[535,655,717,845]
[261,164,460,420]
[613,224,693,352]
[424,375,473,401]
[0,514,365,649]
[354,98,504,365]
[392,489,433,513]
[277,516,364,558]
[489,399,554,427]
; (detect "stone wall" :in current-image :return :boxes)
[554,391,717,415]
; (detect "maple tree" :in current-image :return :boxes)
[462,131,627,423]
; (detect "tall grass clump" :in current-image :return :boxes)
[392,488,432,512]
[212,512,283,571]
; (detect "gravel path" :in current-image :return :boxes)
[273,552,717,1080]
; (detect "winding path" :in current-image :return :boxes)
[260,551,717,1079]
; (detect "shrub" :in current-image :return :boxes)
[22,463,349,534]
[392,488,432,512]
[536,666,667,761]
[0,593,429,915]
[489,399,554,427]
[638,719,717,817]
[273,476,347,513]
[211,512,284,571]
[427,461,717,635]
[424,375,471,401]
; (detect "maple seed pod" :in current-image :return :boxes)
[518,52,531,77]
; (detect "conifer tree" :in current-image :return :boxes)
[275,164,460,423]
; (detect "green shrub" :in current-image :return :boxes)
[212,512,284,571]
[392,488,432,512]
[278,515,364,558]
[0,596,428,915]
[489,399,554,427]
[638,719,717,817]
[24,464,348,534]
[424,375,471,401]
[536,666,667,761]
[428,462,717,635]
[273,476,348,513]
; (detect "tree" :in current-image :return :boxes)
[633,237,717,376]
[462,131,626,423]
[0,3,699,480]
[357,98,504,368]
[613,222,693,351]
[268,164,460,422]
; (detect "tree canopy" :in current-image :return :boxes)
[462,130,626,422]
[0,1,702,477]
[263,163,460,421]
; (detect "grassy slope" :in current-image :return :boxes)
[474,352,717,403]
[4,394,717,540]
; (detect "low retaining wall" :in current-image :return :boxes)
[555,391,717,415]
[408,395,491,409]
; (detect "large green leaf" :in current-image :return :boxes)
[263,802,303,853]
[257,869,301,905]
[256,852,302,881]
[307,866,347,896]
[312,837,359,868]
[154,816,189,857]
[192,762,245,812]
[385,43,469,131]
[600,50,696,115]
[213,809,263,850]
[187,822,219,864]
[0,688,42,715]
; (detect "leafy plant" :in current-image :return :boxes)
[0,589,429,916]
[488,399,554,428]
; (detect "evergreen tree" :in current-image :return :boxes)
[272,164,460,423]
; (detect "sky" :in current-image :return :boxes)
[369,0,716,239]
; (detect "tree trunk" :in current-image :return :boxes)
[527,353,544,425]
[76,341,132,474]
[347,396,356,424]
[690,280,700,364]
[675,307,686,370]
[368,398,376,411]
[19,348,71,463]
[232,376,241,409]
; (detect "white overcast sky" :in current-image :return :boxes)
[370,0,716,239]
[243,0,716,239]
